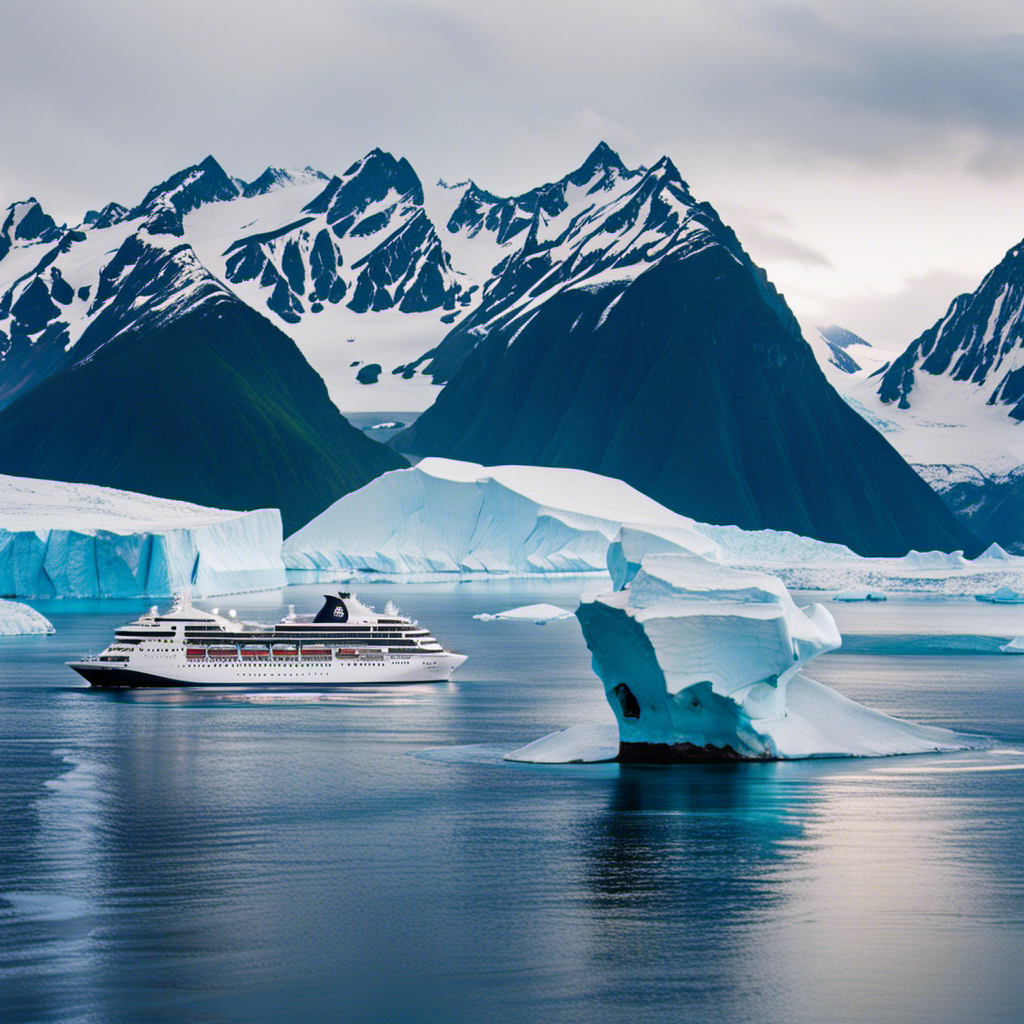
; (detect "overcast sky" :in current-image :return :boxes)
[3,0,1024,347]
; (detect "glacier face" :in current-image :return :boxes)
[282,458,719,574]
[509,552,970,763]
[0,474,285,599]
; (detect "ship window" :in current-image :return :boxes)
[613,683,640,720]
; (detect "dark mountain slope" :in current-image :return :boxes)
[395,244,978,557]
[0,293,406,534]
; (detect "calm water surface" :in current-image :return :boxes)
[2,582,1023,1023]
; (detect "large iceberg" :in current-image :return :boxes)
[283,458,1024,596]
[0,474,286,599]
[283,458,720,574]
[508,553,969,762]
[0,598,55,634]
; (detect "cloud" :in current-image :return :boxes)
[810,269,982,349]
[731,223,833,268]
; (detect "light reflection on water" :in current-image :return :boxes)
[1,581,1023,1023]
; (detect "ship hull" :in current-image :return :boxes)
[67,654,467,688]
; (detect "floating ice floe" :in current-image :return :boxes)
[507,552,973,763]
[833,589,888,602]
[473,603,574,623]
[0,474,285,599]
[899,549,971,570]
[974,586,1024,603]
[1000,637,1024,654]
[0,598,55,635]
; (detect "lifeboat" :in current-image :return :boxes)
[334,648,358,659]
[240,645,270,660]
[301,645,331,659]
[208,646,238,659]
[185,647,207,659]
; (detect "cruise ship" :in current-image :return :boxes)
[67,592,467,687]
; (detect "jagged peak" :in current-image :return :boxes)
[336,149,424,206]
[5,196,41,213]
[646,155,686,186]
[129,155,240,220]
[345,147,400,176]
[83,201,129,229]
[2,197,60,242]
[197,154,228,176]
[570,141,627,179]
[242,165,329,198]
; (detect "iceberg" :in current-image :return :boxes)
[899,549,971,570]
[607,523,723,590]
[473,603,574,623]
[0,474,286,599]
[974,585,1024,603]
[283,458,717,574]
[0,598,55,635]
[282,459,1024,598]
[975,542,1014,563]
[508,553,970,763]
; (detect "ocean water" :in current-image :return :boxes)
[2,581,1023,1024]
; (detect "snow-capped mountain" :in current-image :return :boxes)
[0,188,407,531]
[812,324,892,375]
[391,156,976,557]
[0,145,651,415]
[0,145,978,553]
[877,243,1024,415]
[811,242,1024,551]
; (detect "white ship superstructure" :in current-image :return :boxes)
[68,592,467,687]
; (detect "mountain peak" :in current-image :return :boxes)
[565,141,632,189]
[584,141,626,171]
[336,149,424,207]
[2,198,61,245]
[130,156,240,220]
[648,155,684,183]
[242,165,330,199]
[198,154,227,175]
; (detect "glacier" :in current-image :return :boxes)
[0,598,55,635]
[0,474,285,599]
[507,553,972,763]
[283,458,720,574]
[284,458,1024,597]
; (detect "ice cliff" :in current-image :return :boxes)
[508,553,969,763]
[283,458,720,574]
[0,474,286,598]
